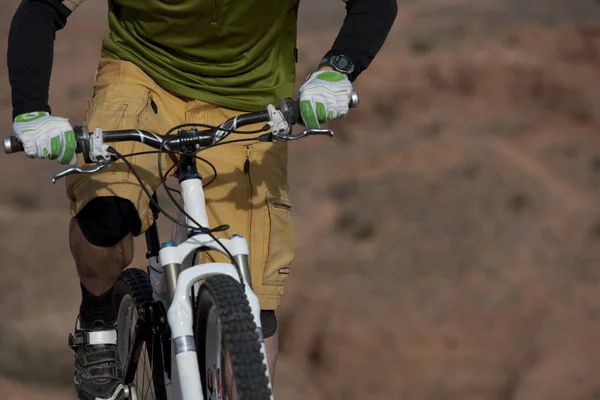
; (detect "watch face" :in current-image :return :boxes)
[319,54,354,74]
[331,55,354,74]
[334,56,349,69]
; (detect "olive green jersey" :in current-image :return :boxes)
[102,0,299,111]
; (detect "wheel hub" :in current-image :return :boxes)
[123,383,138,400]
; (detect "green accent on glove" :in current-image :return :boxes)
[316,103,326,122]
[60,130,76,164]
[15,112,48,123]
[49,136,61,160]
[300,100,319,129]
[316,71,346,82]
[339,113,347,119]
[328,110,335,119]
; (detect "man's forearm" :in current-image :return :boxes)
[7,0,73,118]
[324,0,398,81]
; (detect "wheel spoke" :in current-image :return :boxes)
[141,343,146,398]
[223,345,237,400]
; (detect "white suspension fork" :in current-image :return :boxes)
[166,263,269,400]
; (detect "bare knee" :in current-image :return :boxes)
[70,218,133,275]
[69,197,141,295]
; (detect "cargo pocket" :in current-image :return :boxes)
[262,193,295,286]
[85,86,155,182]
[120,88,157,183]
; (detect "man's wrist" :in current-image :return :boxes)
[317,66,334,72]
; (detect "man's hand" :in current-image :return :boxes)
[12,112,77,164]
[298,70,354,129]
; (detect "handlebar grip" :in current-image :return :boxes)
[3,136,24,154]
[349,91,360,109]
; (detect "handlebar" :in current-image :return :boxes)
[4,95,359,156]
[5,135,25,154]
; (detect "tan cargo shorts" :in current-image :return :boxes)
[66,58,294,310]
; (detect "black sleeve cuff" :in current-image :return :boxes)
[325,0,398,82]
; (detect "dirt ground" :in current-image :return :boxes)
[1,0,600,399]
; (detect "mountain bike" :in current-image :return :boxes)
[3,95,358,400]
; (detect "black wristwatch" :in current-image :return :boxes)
[318,54,355,76]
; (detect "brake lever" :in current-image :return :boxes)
[265,127,335,142]
[51,159,114,184]
[265,103,335,142]
[284,128,334,140]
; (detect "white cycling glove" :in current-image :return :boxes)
[12,111,77,165]
[298,70,354,129]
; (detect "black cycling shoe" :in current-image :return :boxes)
[69,319,125,400]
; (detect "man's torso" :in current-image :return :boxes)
[101,0,300,111]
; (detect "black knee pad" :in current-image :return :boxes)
[75,197,142,247]
[260,310,277,339]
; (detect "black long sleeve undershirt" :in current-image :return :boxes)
[326,0,398,82]
[8,0,71,119]
[7,0,398,119]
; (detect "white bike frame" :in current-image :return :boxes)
[151,176,273,400]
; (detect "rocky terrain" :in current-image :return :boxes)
[1,0,600,399]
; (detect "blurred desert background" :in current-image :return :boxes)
[2,0,600,399]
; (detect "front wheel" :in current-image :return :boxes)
[115,268,168,400]
[195,275,272,400]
